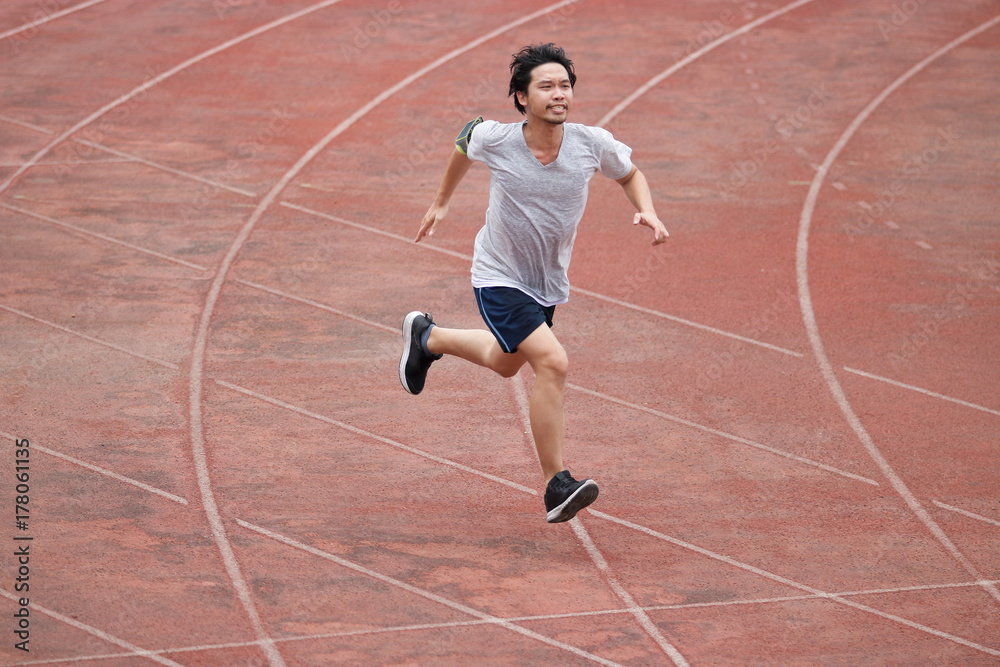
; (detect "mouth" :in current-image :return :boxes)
[548,104,567,113]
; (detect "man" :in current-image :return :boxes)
[400,43,668,523]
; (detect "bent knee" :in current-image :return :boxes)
[489,350,526,378]
[497,365,521,379]
[535,348,569,379]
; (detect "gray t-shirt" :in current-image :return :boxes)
[466,120,633,306]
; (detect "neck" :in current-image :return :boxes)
[522,117,564,151]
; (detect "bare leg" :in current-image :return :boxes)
[516,324,568,482]
[427,326,526,378]
[427,323,568,482]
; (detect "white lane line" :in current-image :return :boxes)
[16,579,1000,665]
[214,380,537,495]
[0,0,351,198]
[283,200,803,356]
[0,0,111,42]
[0,203,877,486]
[73,139,257,197]
[795,13,1000,605]
[171,5,373,663]
[39,445,187,505]
[236,520,624,667]
[215,380,1000,657]
[4,132,804,358]
[1,202,210,272]
[1,158,134,168]
[0,430,188,505]
[570,286,803,357]
[2,200,397,336]
[0,202,872,490]
[232,278,397,334]
[932,501,1000,529]
[589,511,1000,657]
[0,589,186,666]
[0,303,180,370]
[843,366,1000,418]
[185,6,581,660]
[570,519,691,666]
[596,0,820,128]
[567,382,880,486]
[0,114,56,134]
[6,8,358,661]
[280,201,474,262]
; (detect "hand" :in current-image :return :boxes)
[415,203,448,243]
[633,211,669,246]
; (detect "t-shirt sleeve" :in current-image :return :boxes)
[466,119,500,162]
[596,128,633,180]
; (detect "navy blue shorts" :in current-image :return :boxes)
[474,287,555,354]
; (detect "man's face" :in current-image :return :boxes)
[517,62,573,125]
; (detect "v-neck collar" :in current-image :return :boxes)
[520,120,565,168]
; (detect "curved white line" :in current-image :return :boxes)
[51,5,368,665]
[0,0,111,42]
[596,0,819,128]
[185,3,585,665]
[796,14,1000,605]
[0,0,350,197]
[220,376,1000,658]
[42,4,373,664]
[6,4,363,665]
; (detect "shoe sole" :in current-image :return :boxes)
[546,479,599,523]
[399,311,423,395]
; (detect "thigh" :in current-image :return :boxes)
[475,287,554,354]
[515,321,567,372]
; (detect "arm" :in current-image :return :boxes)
[414,147,473,243]
[616,165,669,246]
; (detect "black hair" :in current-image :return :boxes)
[508,43,577,115]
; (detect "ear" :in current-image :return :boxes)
[516,89,527,106]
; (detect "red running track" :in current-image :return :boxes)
[1,0,998,664]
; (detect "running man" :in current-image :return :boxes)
[399,43,668,523]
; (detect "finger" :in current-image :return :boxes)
[414,221,430,243]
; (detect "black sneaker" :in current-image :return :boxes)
[399,311,442,395]
[544,470,599,523]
